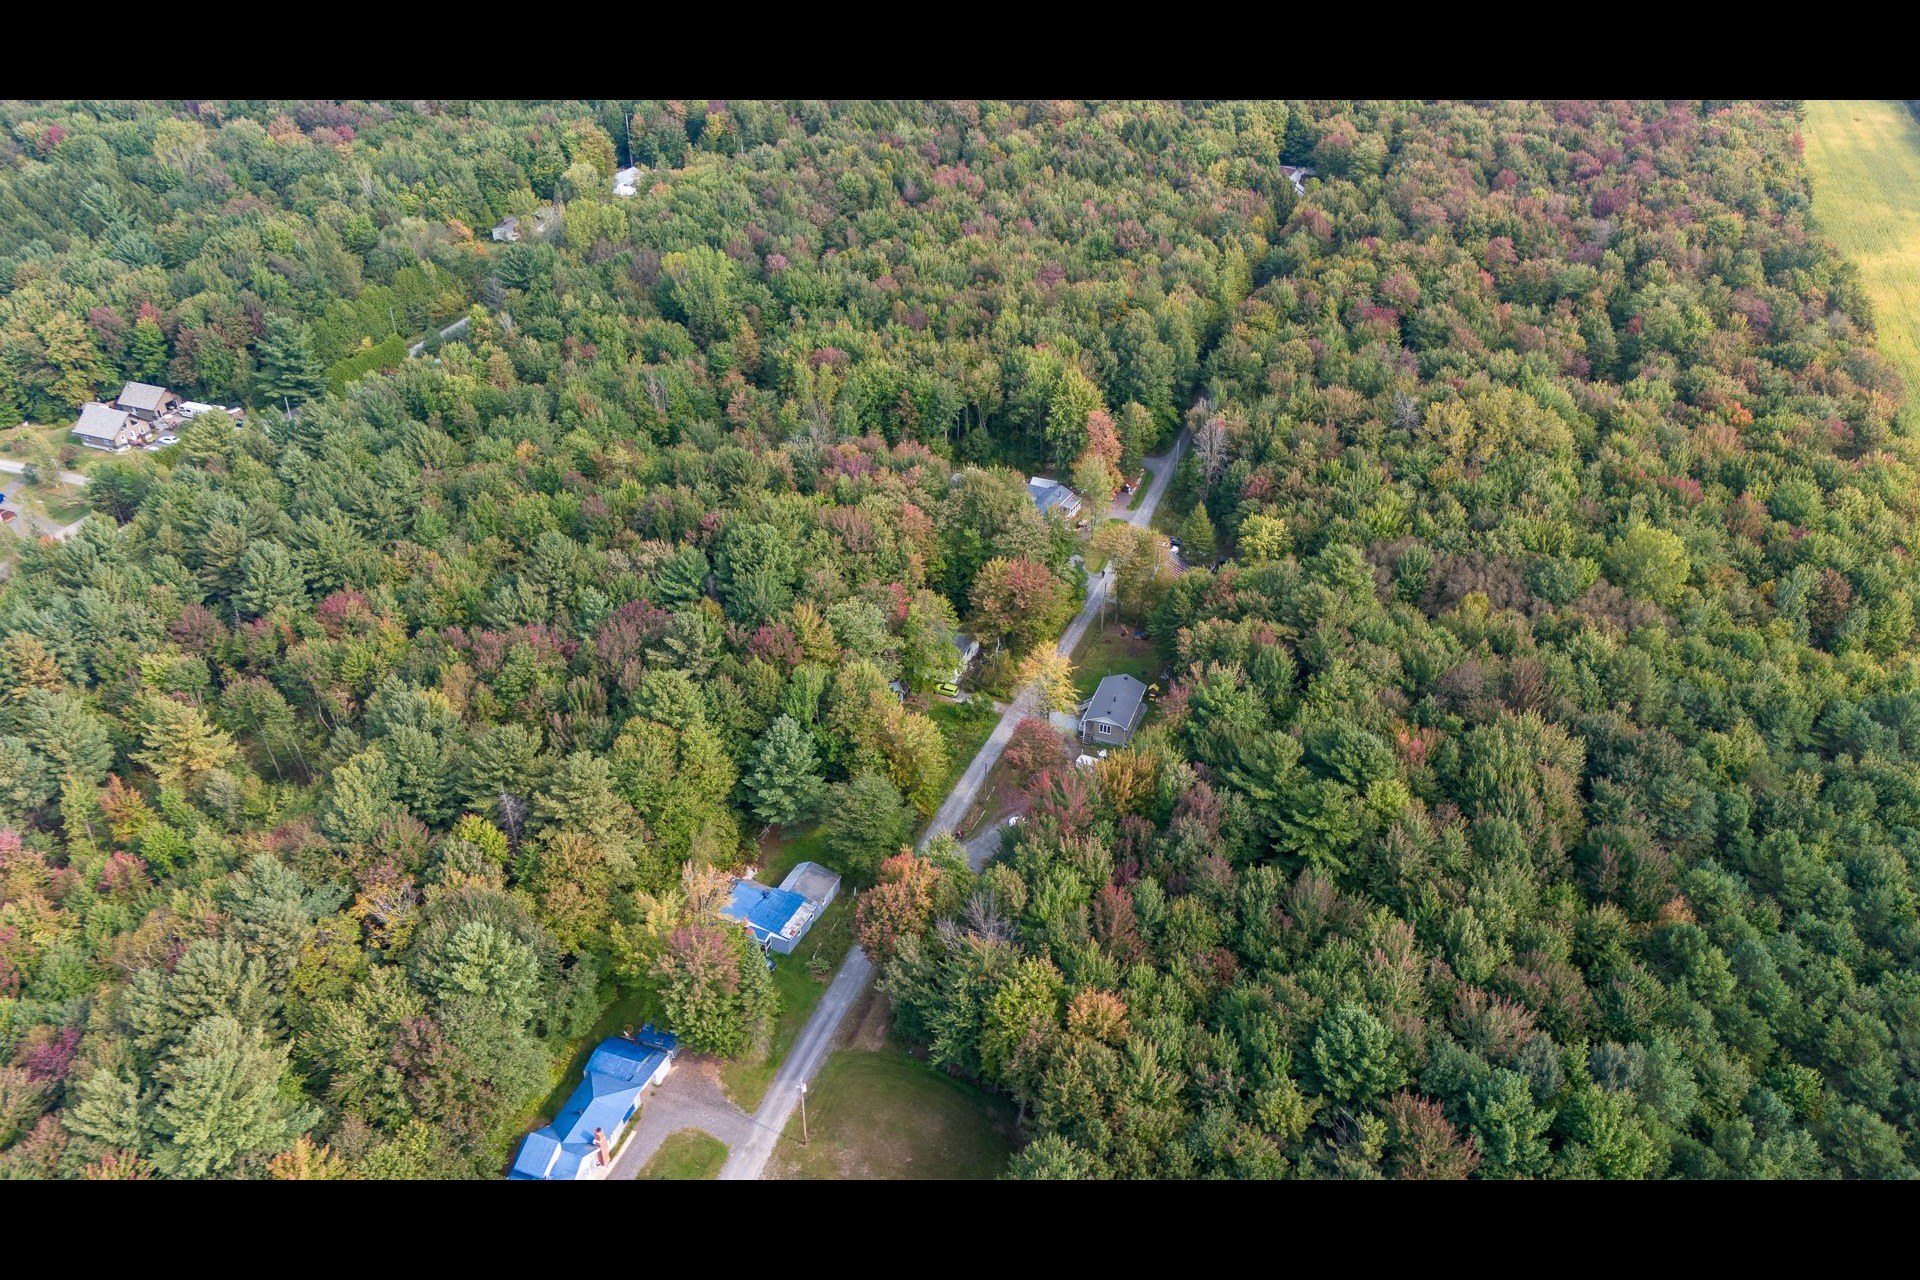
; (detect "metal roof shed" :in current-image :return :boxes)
[719,880,818,956]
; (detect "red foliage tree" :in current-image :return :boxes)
[853,851,944,964]
[969,557,1063,648]
[1029,769,1095,833]
[1381,1091,1481,1179]
[1002,717,1065,785]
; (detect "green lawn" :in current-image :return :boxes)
[530,984,666,1126]
[40,490,91,523]
[1071,621,1160,702]
[769,1047,1016,1180]
[636,1128,728,1180]
[1803,100,1920,407]
[927,696,998,798]
[716,894,856,1111]
[0,421,82,469]
[756,822,832,889]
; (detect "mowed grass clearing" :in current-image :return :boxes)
[1071,621,1160,702]
[927,695,999,798]
[636,1128,728,1180]
[1802,100,1920,406]
[754,821,832,888]
[768,1045,1016,1180]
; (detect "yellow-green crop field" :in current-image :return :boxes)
[1802,100,1920,408]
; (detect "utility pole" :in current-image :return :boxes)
[799,1082,809,1146]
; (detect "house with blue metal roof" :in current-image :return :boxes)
[718,862,842,956]
[509,1026,679,1180]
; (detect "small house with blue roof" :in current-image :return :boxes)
[718,861,842,956]
[509,1025,679,1180]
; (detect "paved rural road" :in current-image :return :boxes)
[408,314,469,358]
[712,946,874,1181]
[1117,425,1187,530]
[706,427,1192,1182]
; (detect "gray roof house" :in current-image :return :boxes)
[937,625,981,685]
[613,166,642,197]
[114,381,179,422]
[1028,476,1082,519]
[491,206,559,244]
[1080,673,1148,746]
[71,402,136,451]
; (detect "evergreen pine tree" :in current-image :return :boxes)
[255,314,326,406]
[1177,505,1218,564]
[147,1015,315,1178]
[742,714,825,828]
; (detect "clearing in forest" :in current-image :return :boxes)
[767,988,1016,1181]
[1802,100,1920,407]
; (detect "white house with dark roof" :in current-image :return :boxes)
[114,381,179,423]
[1080,673,1148,747]
[70,402,137,451]
[935,623,981,689]
[1028,476,1082,519]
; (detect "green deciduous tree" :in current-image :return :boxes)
[651,920,776,1057]
[1606,522,1690,604]
[821,770,914,880]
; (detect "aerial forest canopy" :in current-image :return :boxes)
[1,99,1917,1180]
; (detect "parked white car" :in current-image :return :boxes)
[157,433,180,445]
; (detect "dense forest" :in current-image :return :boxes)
[2,100,1917,1180]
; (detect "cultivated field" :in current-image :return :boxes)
[1802,100,1920,407]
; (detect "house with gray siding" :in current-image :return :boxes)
[1080,673,1148,746]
